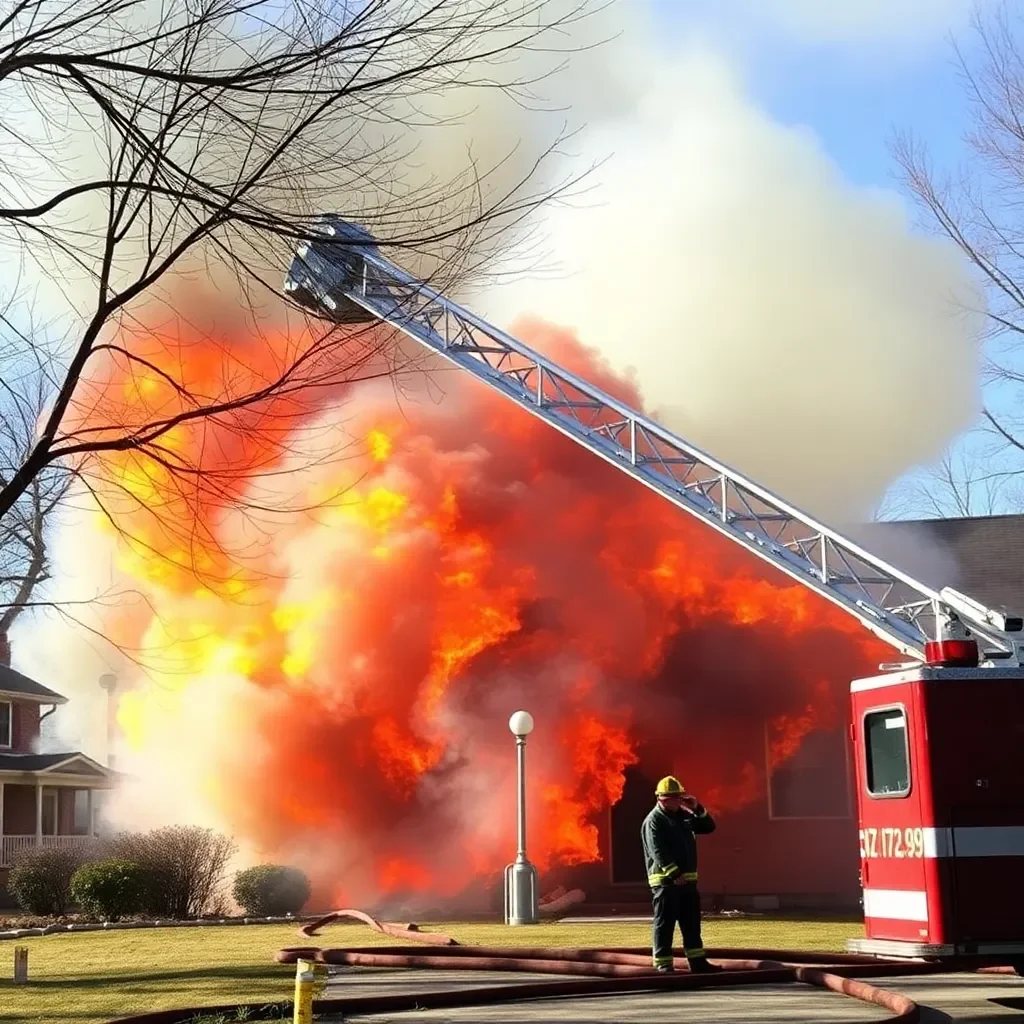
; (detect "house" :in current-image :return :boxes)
[0,632,117,896]
[568,513,1024,912]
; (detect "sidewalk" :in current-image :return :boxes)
[320,966,1024,1022]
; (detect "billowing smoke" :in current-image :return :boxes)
[481,46,983,523]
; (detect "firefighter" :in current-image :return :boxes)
[641,775,723,973]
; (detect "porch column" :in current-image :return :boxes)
[86,788,95,837]
[35,783,43,847]
[0,779,5,835]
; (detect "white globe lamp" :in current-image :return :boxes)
[509,710,534,737]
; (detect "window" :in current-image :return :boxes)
[73,790,92,835]
[609,767,657,883]
[766,725,851,819]
[41,790,57,835]
[0,700,10,748]
[865,707,911,797]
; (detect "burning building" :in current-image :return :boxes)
[590,513,1024,912]
[6,264,1017,916]
[52,307,925,912]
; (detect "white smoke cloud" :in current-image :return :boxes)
[481,44,982,523]
[11,501,127,761]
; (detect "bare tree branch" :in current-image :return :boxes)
[892,2,1024,512]
[0,0,601,613]
[0,324,71,630]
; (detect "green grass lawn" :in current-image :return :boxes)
[0,916,865,1024]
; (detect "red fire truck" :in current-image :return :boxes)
[287,217,1024,965]
[849,659,1024,960]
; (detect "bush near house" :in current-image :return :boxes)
[233,865,311,917]
[70,859,149,921]
[104,825,237,919]
[7,845,92,915]
[2,826,263,922]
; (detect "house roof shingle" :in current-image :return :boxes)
[0,664,67,704]
[865,513,1024,614]
[0,752,110,776]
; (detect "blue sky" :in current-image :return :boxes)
[654,0,976,188]
[642,0,1017,517]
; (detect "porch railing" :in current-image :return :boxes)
[0,834,95,868]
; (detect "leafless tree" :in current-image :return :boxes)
[894,3,1024,513]
[897,443,1024,520]
[0,0,595,560]
[0,309,70,629]
[868,487,914,523]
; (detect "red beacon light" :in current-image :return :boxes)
[924,614,979,668]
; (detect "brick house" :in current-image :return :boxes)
[0,633,116,894]
[571,513,1024,912]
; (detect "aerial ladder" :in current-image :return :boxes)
[284,217,1024,963]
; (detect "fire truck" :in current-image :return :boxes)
[284,217,1024,964]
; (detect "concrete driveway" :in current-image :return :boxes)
[320,966,1024,1022]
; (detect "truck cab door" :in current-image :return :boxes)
[854,696,930,942]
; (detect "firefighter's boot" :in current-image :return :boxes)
[688,958,724,974]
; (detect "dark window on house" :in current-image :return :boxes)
[42,790,57,835]
[865,708,910,797]
[0,700,10,747]
[610,767,657,884]
[767,726,851,818]
[73,790,91,834]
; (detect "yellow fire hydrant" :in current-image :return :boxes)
[293,958,315,1024]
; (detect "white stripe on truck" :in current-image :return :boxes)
[922,826,1024,858]
[863,889,929,922]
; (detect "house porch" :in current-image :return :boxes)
[0,767,110,868]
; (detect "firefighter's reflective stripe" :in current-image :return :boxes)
[681,871,698,882]
[653,955,674,967]
[647,862,680,886]
[685,947,706,958]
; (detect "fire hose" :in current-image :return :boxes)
[106,911,1020,1024]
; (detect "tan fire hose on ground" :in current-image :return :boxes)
[106,911,1020,1024]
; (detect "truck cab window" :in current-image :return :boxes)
[865,708,910,797]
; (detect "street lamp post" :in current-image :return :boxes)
[504,710,539,925]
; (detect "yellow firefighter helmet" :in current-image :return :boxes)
[655,776,685,797]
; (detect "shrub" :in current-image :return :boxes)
[232,865,311,917]
[70,859,148,921]
[105,825,236,919]
[7,845,89,916]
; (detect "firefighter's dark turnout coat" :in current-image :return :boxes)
[641,802,716,887]
[641,802,716,968]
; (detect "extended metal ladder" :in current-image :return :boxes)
[283,218,1024,666]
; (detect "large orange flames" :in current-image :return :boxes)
[75,307,884,904]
